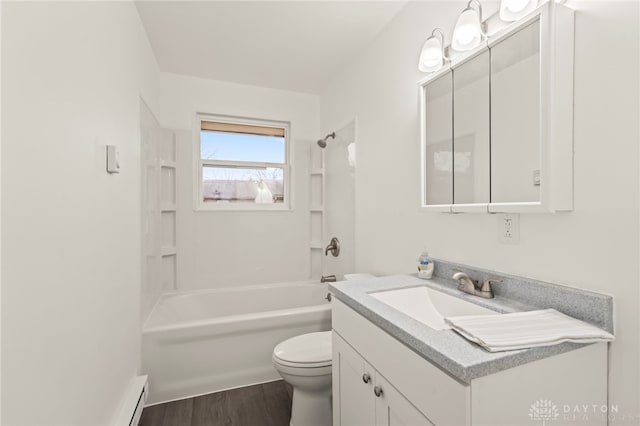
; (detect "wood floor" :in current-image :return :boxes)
[140,380,293,426]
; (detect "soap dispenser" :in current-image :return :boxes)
[417,249,434,279]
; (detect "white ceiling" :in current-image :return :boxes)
[135,1,407,94]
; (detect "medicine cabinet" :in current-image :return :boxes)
[419,1,574,213]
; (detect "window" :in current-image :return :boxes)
[195,114,291,210]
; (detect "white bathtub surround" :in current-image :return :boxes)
[140,101,179,325]
[322,120,358,280]
[142,281,331,405]
[158,73,321,291]
[273,332,333,426]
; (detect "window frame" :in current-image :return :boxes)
[194,113,293,212]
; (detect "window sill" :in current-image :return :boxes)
[195,204,293,212]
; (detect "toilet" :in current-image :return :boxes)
[273,273,375,426]
[273,331,332,426]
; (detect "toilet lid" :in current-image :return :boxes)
[273,331,332,367]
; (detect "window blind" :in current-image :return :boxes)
[201,121,285,138]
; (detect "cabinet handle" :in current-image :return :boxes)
[362,373,371,384]
[373,386,383,397]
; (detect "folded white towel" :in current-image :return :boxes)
[445,309,614,352]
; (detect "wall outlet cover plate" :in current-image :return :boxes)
[498,213,519,244]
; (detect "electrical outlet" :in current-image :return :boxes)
[533,169,541,186]
[498,214,520,244]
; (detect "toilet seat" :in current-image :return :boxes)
[272,360,332,378]
[273,331,332,368]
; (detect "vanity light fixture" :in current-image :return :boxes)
[499,0,538,22]
[451,0,485,52]
[418,28,449,73]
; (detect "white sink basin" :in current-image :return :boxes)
[369,286,497,330]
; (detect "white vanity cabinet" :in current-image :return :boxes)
[332,298,608,426]
[332,331,375,426]
[333,332,433,426]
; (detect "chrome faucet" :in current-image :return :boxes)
[321,274,337,283]
[452,271,500,299]
[452,272,477,294]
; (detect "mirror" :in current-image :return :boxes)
[453,49,490,205]
[490,19,541,203]
[420,2,573,213]
[423,71,453,206]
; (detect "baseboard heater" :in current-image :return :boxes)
[114,375,148,426]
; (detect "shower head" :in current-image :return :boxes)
[317,132,336,148]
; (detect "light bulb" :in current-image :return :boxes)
[452,8,482,52]
[499,0,538,22]
[418,36,444,72]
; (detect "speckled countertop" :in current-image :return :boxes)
[329,272,612,384]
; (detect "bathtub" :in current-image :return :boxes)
[142,280,332,405]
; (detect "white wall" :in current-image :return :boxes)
[320,0,640,421]
[157,73,320,289]
[1,2,160,424]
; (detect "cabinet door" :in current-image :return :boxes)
[423,71,453,208]
[333,332,375,426]
[452,49,490,208]
[374,374,434,426]
[490,19,541,204]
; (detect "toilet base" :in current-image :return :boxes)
[290,387,332,426]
